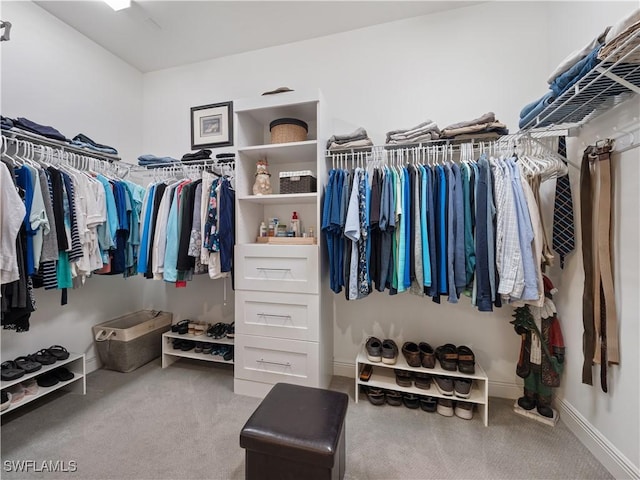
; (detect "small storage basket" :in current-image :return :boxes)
[280,170,317,194]
[270,118,308,144]
[93,310,172,372]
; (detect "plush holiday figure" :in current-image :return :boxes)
[511,275,565,418]
[252,160,272,195]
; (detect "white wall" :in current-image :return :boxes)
[0,1,145,369]
[143,1,552,399]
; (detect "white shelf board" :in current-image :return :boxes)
[164,331,234,345]
[1,353,84,389]
[163,349,233,365]
[1,374,85,416]
[234,91,319,124]
[238,192,317,205]
[237,141,317,163]
[357,367,486,404]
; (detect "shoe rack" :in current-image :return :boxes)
[161,332,234,368]
[354,347,489,426]
[1,353,86,416]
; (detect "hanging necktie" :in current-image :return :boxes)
[552,136,575,268]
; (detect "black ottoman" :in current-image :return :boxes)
[240,383,348,480]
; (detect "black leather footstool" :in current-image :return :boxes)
[240,382,348,480]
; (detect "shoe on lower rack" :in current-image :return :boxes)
[402,393,420,409]
[385,390,403,407]
[394,369,413,388]
[414,372,432,390]
[454,401,474,420]
[454,378,472,398]
[437,398,454,417]
[0,391,11,411]
[419,396,437,413]
[434,376,454,396]
[366,387,385,406]
[365,337,382,363]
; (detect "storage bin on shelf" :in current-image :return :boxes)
[269,118,308,144]
[279,170,317,194]
[93,310,172,372]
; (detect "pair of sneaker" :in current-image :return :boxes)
[436,398,474,419]
[433,376,472,398]
[365,337,398,364]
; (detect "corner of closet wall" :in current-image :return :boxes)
[0,0,145,373]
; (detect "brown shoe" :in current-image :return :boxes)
[402,342,421,367]
[419,342,436,369]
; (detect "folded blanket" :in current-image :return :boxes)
[598,14,640,62]
[547,29,608,84]
[519,91,556,129]
[14,117,67,142]
[328,138,374,150]
[386,120,440,143]
[442,112,495,132]
[604,8,640,45]
[386,131,440,145]
[441,121,507,139]
[325,127,369,149]
[138,154,179,167]
[182,149,212,161]
[550,45,602,97]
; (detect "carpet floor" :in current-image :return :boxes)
[1,359,612,480]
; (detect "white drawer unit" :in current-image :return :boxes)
[235,244,319,294]
[233,90,332,399]
[235,290,319,341]
[234,334,320,386]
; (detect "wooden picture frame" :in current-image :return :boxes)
[190,101,233,149]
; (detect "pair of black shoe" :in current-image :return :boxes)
[517,395,554,418]
[366,387,436,411]
[435,344,476,374]
[365,337,398,365]
[207,322,234,339]
[1,346,70,381]
[36,367,74,388]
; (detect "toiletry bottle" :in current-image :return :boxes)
[291,211,300,237]
[259,221,267,238]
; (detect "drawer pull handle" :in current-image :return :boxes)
[256,267,292,272]
[258,313,292,320]
[256,359,291,367]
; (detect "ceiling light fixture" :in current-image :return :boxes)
[104,0,131,11]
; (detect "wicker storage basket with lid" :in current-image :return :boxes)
[269,118,308,144]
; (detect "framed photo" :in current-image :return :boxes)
[190,101,233,149]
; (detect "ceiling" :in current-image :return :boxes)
[34,1,481,73]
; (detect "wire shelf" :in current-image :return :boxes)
[521,30,640,132]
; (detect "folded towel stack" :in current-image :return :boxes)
[326,127,373,150]
[598,8,640,63]
[137,154,179,168]
[440,112,508,140]
[385,120,440,145]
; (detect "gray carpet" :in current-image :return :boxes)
[1,359,612,480]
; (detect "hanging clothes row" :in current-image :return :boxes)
[134,159,235,285]
[0,135,143,331]
[322,136,567,311]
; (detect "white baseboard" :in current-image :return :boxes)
[85,356,100,374]
[488,380,521,400]
[557,398,640,479]
[333,360,356,379]
[333,361,521,399]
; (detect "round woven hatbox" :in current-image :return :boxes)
[269,118,308,144]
